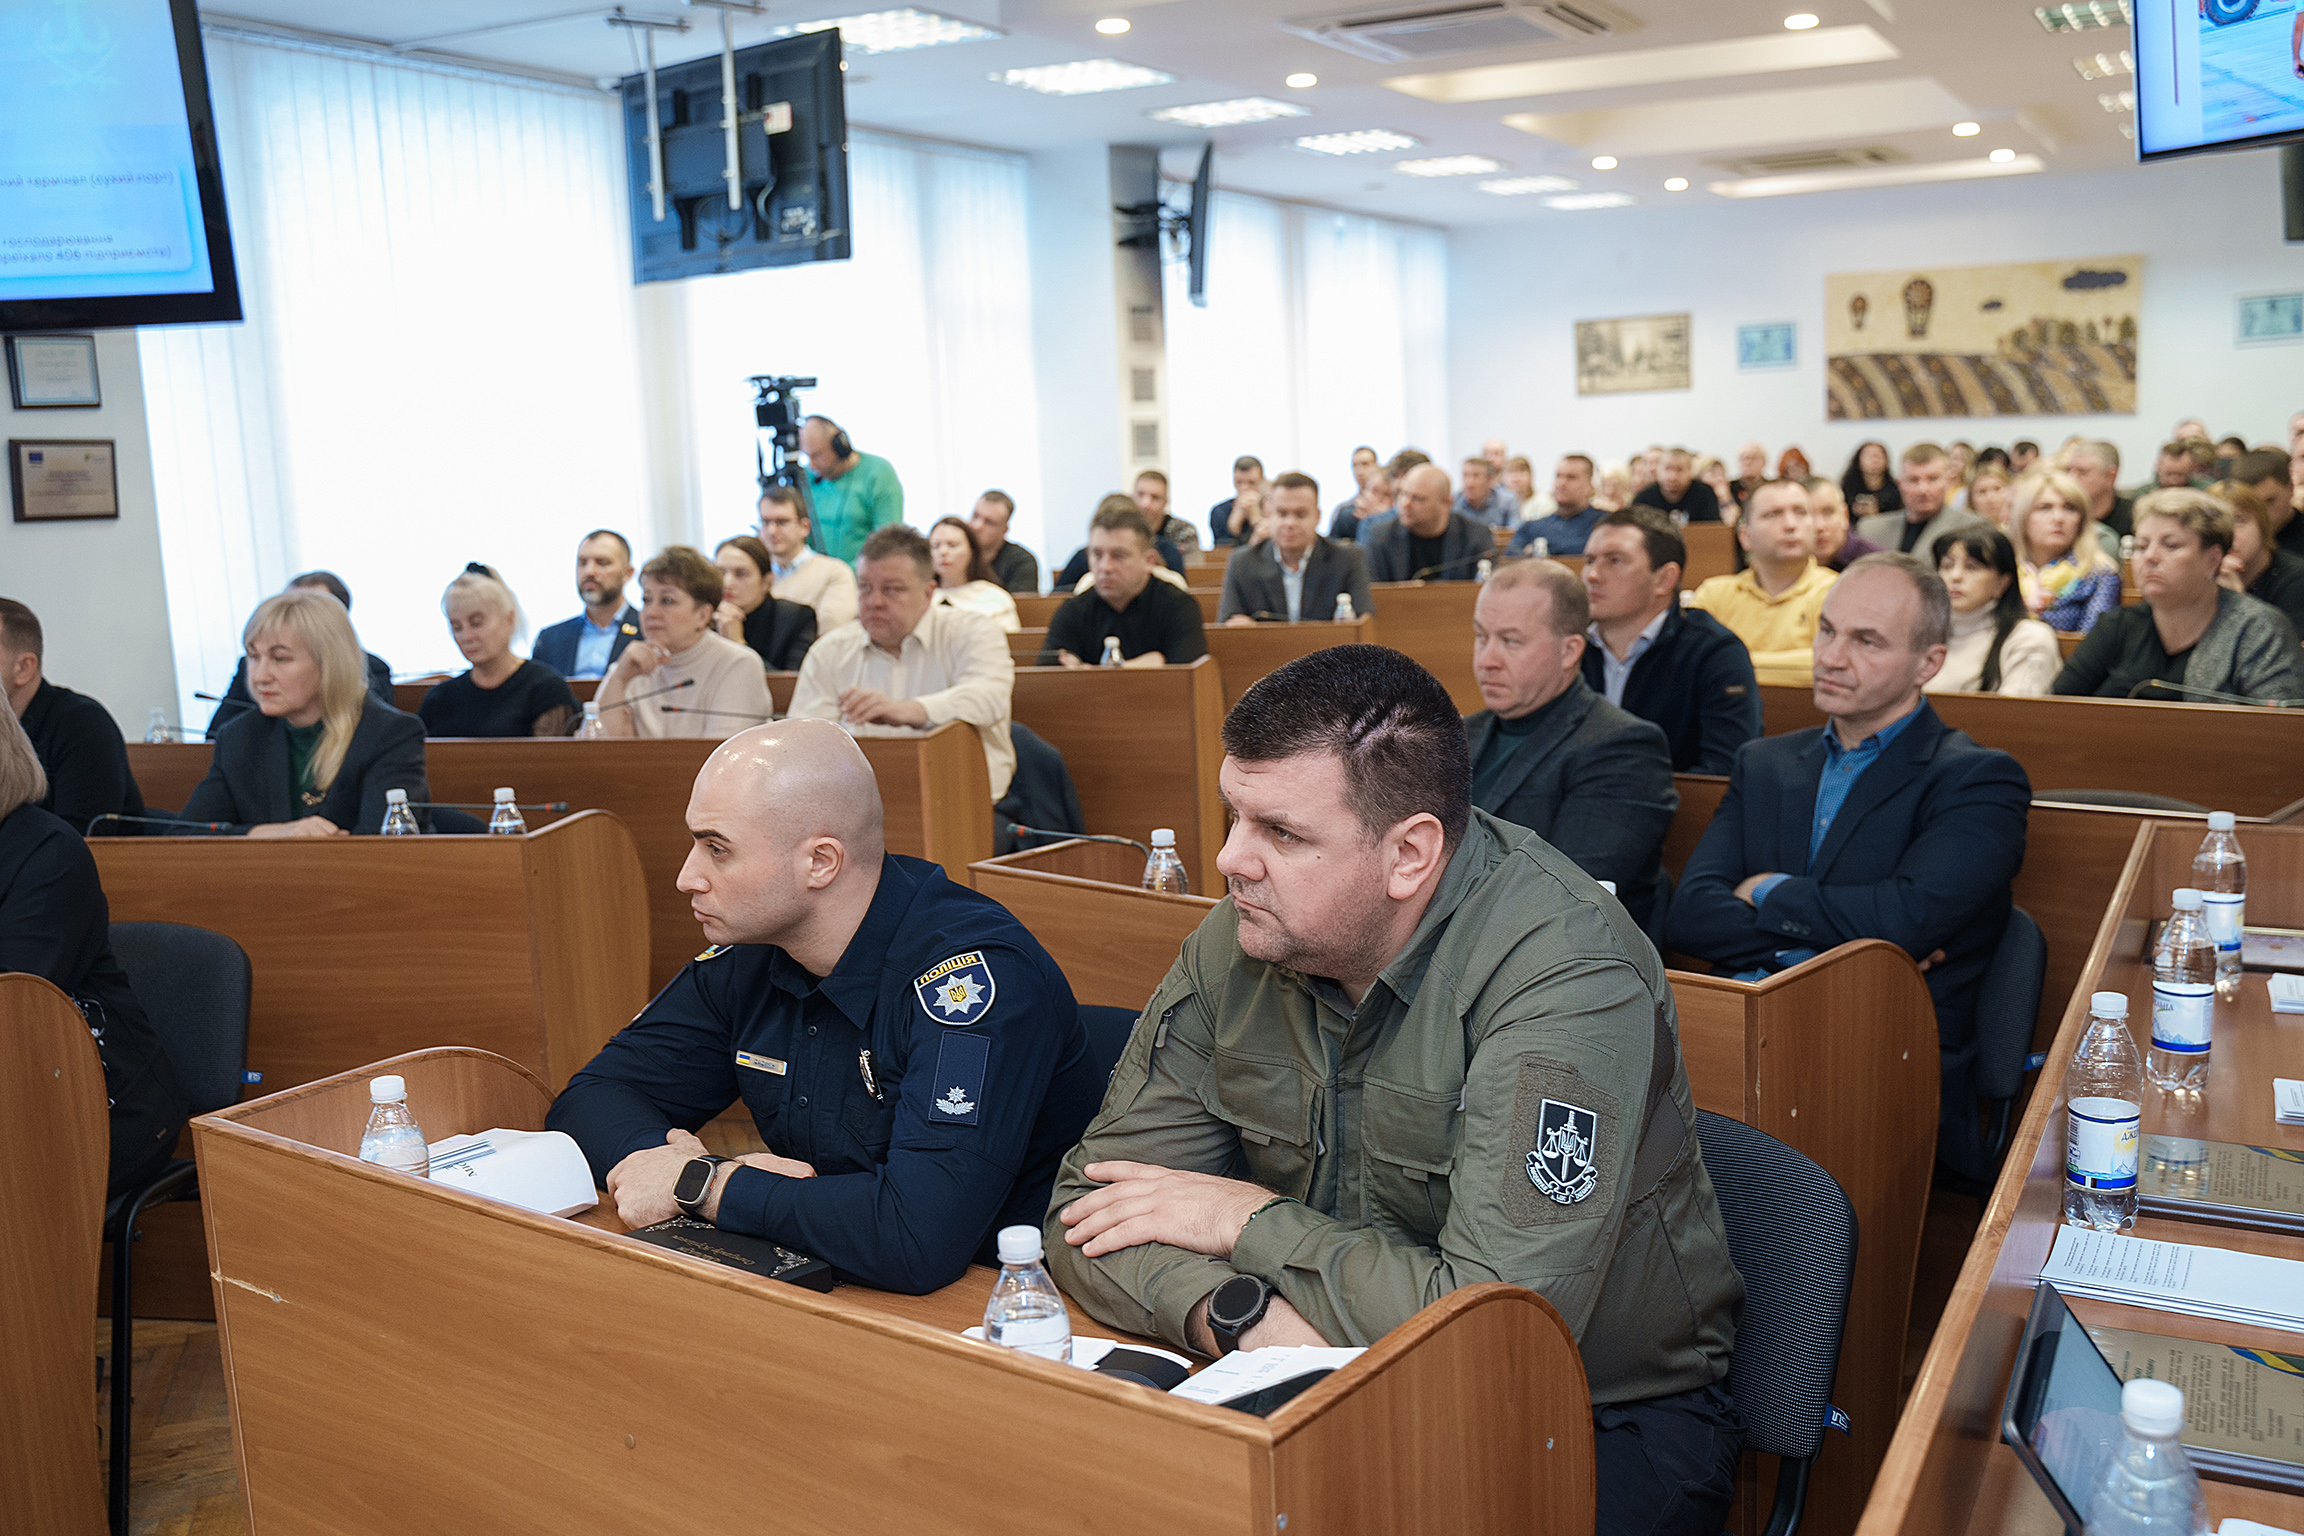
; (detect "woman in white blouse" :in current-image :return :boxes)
[927,516,1022,632]
[1925,525,2060,696]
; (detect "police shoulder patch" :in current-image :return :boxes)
[914,950,996,1026]
[695,944,731,963]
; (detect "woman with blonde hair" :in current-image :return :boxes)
[419,563,579,737]
[2009,470,2121,633]
[180,588,430,835]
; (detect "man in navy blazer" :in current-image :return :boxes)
[1362,464,1496,583]
[1217,472,1374,623]
[1578,509,1762,774]
[1667,553,2030,1180]
[534,530,641,679]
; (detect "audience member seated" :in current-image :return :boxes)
[713,535,820,670]
[546,719,1101,1292]
[2216,481,2304,636]
[1054,495,1186,590]
[969,490,1041,596]
[1731,442,1769,513]
[215,571,392,734]
[183,589,430,836]
[1595,459,1633,512]
[2055,490,2304,704]
[1689,478,1836,684]
[0,598,143,834]
[1330,449,1385,537]
[1042,504,1208,668]
[1778,446,1813,481]
[1579,510,1761,774]
[1632,447,1722,523]
[597,546,775,740]
[1046,646,1743,1536]
[1218,472,1372,624]
[0,706,189,1196]
[534,530,639,680]
[791,525,1016,799]
[1131,469,1204,556]
[1468,561,1675,931]
[926,518,1023,633]
[418,565,580,738]
[1856,442,1985,558]
[759,485,860,634]
[1966,466,2014,529]
[801,414,903,563]
[1669,554,2031,1181]
[1926,528,2058,697]
[2010,470,2121,632]
[2009,439,2040,477]
[1697,456,1736,521]
[1363,464,1492,583]
[1509,455,1604,556]
[1453,454,1519,529]
[2069,439,2134,539]
[1839,439,1903,521]
[2147,440,2202,494]
[2231,448,2302,560]
[1501,454,1537,509]
[1807,477,1882,572]
[1209,455,1268,548]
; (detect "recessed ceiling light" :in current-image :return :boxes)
[781,8,1002,54]
[1951,120,1981,136]
[991,58,1175,94]
[1590,154,1618,170]
[1149,96,1308,128]
[1710,153,2043,197]
[1663,176,1689,191]
[1393,154,1509,177]
[1784,12,1820,28]
[2072,49,2133,80]
[1988,146,2017,162]
[1285,72,1319,89]
[1293,128,1422,155]
[1546,192,1637,210]
[2097,89,2135,113]
[1095,16,1130,34]
[1478,175,1580,195]
[2035,0,2131,33]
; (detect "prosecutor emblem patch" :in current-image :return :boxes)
[1527,1098,1601,1206]
[914,951,996,1026]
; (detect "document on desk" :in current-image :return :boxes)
[2042,1228,2304,1330]
[2085,1326,2304,1468]
[1168,1346,1366,1406]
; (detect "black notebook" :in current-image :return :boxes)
[627,1218,837,1292]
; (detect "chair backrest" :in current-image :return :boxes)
[2034,789,2209,814]
[109,922,253,1116]
[0,972,112,1532]
[1696,1110,1857,1463]
[1006,721,1085,835]
[1972,906,2047,1102]
[1077,1005,1142,1082]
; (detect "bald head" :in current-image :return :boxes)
[1399,462,1453,536]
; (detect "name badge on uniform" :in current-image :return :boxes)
[928,1033,989,1126]
[914,951,996,1027]
[736,1051,788,1076]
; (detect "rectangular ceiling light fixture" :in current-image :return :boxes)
[2034,0,2129,32]
[781,8,1002,53]
[1708,152,2045,197]
[1293,127,1424,154]
[1478,174,1581,194]
[1544,191,1636,209]
[1394,154,1510,176]
[2097,88,2135,112]
[993,58,1177,94]
[2072,49,2133,80]
[1150,97,1311,127]
[1385,24,1898,105]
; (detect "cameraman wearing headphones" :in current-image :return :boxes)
[801,415,905,564]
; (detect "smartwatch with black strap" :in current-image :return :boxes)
[672,1154,728,1221]
[1206,1274,1274,1355]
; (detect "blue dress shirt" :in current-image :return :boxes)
[571,616,621,680]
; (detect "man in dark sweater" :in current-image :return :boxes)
[1576,511,1761,774]
[970,490,1041,595]
[1631,447,1722,523]
[0,598,144,834]
[1041,504,1207,667]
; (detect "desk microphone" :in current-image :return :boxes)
[595,678,696,712]
[658,705,775,722]
[1411,550,1526,581]
[1006,824,1155,862]
[85,813,235,834]
[405,800,572,813]
[2124,678,2300,708]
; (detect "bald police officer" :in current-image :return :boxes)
[548,719,1103,1292]
[1046,646,1743,1536]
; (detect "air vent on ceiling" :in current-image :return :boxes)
[1281,1,1636,64]
[1707,145,1910,178]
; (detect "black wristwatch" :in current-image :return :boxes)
[671,1154,728,1221]
[1206,1274,1274,1355]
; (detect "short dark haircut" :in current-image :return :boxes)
[1595,507,1685,577]
[976,488,1016,514]
[1843,552,1952,652]
[758,484,810,526]
[1089,500,1154,547]
[580,528,632,561]
[0,598,41,661]
[289,570,354,610]
[1232,456,1264,475]
[1271,470,1320,501]
[1559,454,1595,477]
[639,545,724,608]
[858,522,935,582]
[1386,448,1430,481]
[1132,470,1167,490]
[2013,439,2040,454]
[1222,645,1471,851]
[2233,448,2289,488]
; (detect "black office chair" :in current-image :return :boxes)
[1970,906,2048,1183]
[2034,789,2210,814]
[995,722,1085,856]
[103,922,252,1536]
[1697,1110,1858,1536]
[1078,1005,1143,1083]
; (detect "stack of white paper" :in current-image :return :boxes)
[2041,1228,2304,1331]
[2278,1079,2304,1126]
[2270,974,2304,1015]
[1168,1345,1367,1405]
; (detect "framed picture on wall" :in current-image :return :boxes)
[2236,292,2303,347]
[9,439,119,522]
[1737,323,1797,370]
[6,333,102,409]
[1575,313,1690,396]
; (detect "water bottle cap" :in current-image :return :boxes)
[2120,1377,2185,1436]
[1597,880,1617,895]
[996,1225,1043,1264]
[2090,991,2130,1018]
[2171,888,2204,910]
[1150,828,1175,848]
[2206,811,2235,832]
[386,788,408,804]
[584,700,601,714]
[369,1074,407,1103]
[494,787,516,802]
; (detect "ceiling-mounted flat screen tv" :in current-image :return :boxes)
[0,0,241,331]
[2132,0,2304,161]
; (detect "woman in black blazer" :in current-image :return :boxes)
[712,534,819,671]
[0,708,189,1196]
[181,588,431,836]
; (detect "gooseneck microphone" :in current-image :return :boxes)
[1410,549,1525,581]
[85,813,235,834]
[1006,824,1155,862]
[659,705,775,722]
[405,801,572,813]
[2125,678,2301,708]
[595,678,697,712]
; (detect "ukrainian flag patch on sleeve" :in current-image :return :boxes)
[914,951,996,1026]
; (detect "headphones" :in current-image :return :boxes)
[809,415,853,461]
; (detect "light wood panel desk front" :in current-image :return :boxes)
[195,1047,1600,1536]
[1366,581,1481,710]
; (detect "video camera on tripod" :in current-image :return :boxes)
[749,373,818,499]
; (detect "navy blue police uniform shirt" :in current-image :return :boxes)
[547,854,1102,1294]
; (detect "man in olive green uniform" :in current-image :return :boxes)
[1047,644,1743,1536]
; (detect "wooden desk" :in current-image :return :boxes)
[1206,616,1376,709]
[1015,592,1066,628]
[1859,823,2304,1536]
[1366,581,1480,710]
[195,1047,1599,1536]
[970,841,1218,1008]
[391,677,598,716]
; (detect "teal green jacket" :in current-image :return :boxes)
[808,452,904,563]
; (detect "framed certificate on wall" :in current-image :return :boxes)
[5,334,102,408]
[9,439,119,522]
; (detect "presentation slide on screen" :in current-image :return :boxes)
[0,0,217,302]
[2134,0,2304,156]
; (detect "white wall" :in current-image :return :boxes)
[1,330,178,736]
[1025,143,1126,570]
[1447,150,2304,485]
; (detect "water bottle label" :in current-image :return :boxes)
[2150,981,2214,1052]
[2064,1096,2140,1190]
[2200,891,2244,952]
[991,1313,1070,1361]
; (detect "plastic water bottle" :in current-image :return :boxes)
[1142,827,1189,895]
[2191,813,2245,1000]
[488,786,527,835]
[380,787,420,837]
[145,707,171,743]
[2148,890,2215,1094]
[1532,537,1551,559]
[575,700,606,740]
[983,1225,1070,1363]
[1332,592,1354,622]
[1475,558,1493,582]
[2063,992,2142,1232]
[2083,1378,2207,1536]
[357,1075,431,1177]
[1100,636,1124,668]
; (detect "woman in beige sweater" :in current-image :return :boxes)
[1925,525,2059,696]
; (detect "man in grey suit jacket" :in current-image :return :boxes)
[1363,462,1496,583]
[1465,559,1677,934]
[1855,441,1986,559]
[1218,472,1375,622]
